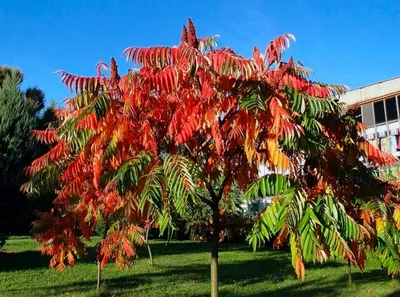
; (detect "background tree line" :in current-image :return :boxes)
[0,66,56,245]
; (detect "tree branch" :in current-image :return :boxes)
[219,108,239,128]
[217,171,232,201]
[204,180,216,200]
[196,136,212,157]
[197,194,212,207]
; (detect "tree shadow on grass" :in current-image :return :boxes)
[0,250,50,272]
[1,242,397,297]
[14,258,293,296]
[2,250,396,297]
[144,240,252,257]
[386,291,400,297]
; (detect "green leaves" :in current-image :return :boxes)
[103,151,152,196]
[240,92,267,111]
[140,166,164,212]
[245,174,289,199]
[163,154,201,213]
[283,85,336,118]
[247,194,292,249]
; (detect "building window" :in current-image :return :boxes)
[355,107,361,120]
[374,100,386,124]
[362,103,374,126]
[385,97,398,121]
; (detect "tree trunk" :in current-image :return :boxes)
[211,203,220,297]
[97,260,101,292]
[347,259,352,286]
[96,218,109,291]
[145,221,154,266]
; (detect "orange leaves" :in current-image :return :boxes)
[75,112,98,130]
[359,140,397,167]
[269,96,294,138]
[92,153,102,190]
[295,255,305,282]
[32,129,59,144]
[227,110,246,140]
[99,225,144,268]
[267,136,291,173]
[61,152,85,181]
[56,176,84,203]
[394,206,400,228]
[273,226,289,249]
[356,121,367,132]
[244,111,257,164]
[122,236,135,257]
[30,140,69,171]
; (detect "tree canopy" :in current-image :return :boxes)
[24,19,400,296]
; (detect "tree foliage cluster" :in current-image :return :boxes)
[24,19,400,296]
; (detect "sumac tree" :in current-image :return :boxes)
[24,19,399,296]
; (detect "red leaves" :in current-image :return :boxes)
[79,221,91,241]
[206,50,256,79]
[348,241,367,271]
[56,71,100,93]
[147,65,180,93]
[142,120,158,154]
[32,129,59,144]
[359,140,397,167]
[175,103,200,144]
[228,110,246,140]
[123,46,181,69]
[265,34,295,66]
[199,71,216,103]
[207,109,224,155]
[253,46,266,72]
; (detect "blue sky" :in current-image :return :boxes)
[1,0,400,106]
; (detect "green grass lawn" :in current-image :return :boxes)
[1,237,400,297]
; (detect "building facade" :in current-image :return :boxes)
[340,77,400,175]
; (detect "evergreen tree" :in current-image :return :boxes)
[0,66,53,246]
[0,71,35,188]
